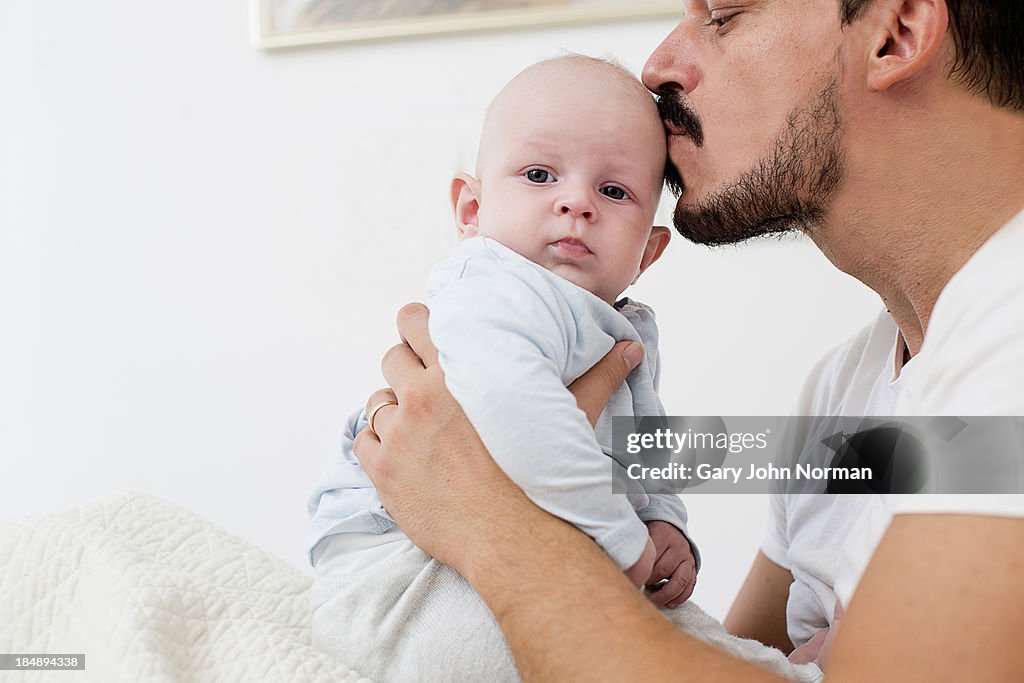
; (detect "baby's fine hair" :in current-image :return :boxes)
[477,53,663,180]
[483,53,655,123]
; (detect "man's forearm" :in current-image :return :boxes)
[724,551,795,654]
[461,493,782,683]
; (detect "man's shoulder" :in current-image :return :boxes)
[924,208,1024,345]
[900,209,1024,414]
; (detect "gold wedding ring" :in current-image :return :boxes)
[367,400,398,438]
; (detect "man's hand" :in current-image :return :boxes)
[788,602,842,668]
[353,303,511,571]
[353,302,643,575]
[569,340,645,426]
[643,520,697,608]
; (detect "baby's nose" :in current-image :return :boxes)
[560,203,593,220]
[556,190,597,221]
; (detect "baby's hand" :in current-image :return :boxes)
[644,520,697,608]
[624,537,656,588]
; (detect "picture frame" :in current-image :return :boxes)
[250,0,681,49]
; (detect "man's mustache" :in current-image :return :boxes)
[656,91,704,148]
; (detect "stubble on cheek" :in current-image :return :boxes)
[671,76,845,247]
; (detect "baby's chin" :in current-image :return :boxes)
[546,263,618,304]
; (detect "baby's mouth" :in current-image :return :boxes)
[551,238,593,259]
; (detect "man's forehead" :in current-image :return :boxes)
[681,0,830,15]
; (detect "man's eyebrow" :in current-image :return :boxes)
[685,0,712,16]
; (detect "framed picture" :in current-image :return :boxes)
[250,0,681,49]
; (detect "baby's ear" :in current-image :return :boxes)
[634,226,671,284]
[451,173,482,238]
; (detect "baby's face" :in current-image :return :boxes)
[467,60,668,304]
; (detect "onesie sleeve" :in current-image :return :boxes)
[428,253,650,570]
[306,408,396,566]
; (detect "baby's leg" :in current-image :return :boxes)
[312,536,520,682]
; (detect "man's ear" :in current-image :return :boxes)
[634,226,671,284]
[451,172,482,239]
[865,0,949,93]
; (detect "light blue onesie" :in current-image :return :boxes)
[308,236,696,570]
[307,236,698,682]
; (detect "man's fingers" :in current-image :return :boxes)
[788,627,828,665]
[364,388,397,417]
[365,387,399,440]
[569,341,644,427]
[353,423,382,475]
[382,341,430,393]
[816,601,844,668]
[833,601,845,623]
[396,303,439,368]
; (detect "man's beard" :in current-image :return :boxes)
[665,79,845,247]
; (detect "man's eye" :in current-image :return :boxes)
[600,185,630,201]
[525,169,553,183]
[704,10,739,31]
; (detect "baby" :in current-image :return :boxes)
[308,55,698,682]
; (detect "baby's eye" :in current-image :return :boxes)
[525,169,554,183]
[600,185,630,201]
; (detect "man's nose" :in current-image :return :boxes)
[642,20,702,96]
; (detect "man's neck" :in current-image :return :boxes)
[812,92,1024,355]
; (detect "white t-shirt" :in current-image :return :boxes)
[763,207,1024,648]
[761,309,907,647]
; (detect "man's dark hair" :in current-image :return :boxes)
[840,0,1024,111]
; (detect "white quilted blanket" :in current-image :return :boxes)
[0,494,370,683]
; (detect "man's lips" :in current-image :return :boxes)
[551,238,593,258]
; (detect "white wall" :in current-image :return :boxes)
[0,2,881,621]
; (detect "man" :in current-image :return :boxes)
[356,0,1024,679]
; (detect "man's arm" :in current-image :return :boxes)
[356,304,1024,681]
[827,513,1024,681]
[724,551,795,654]
[424,265,651,572]
[457,488,783,683]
